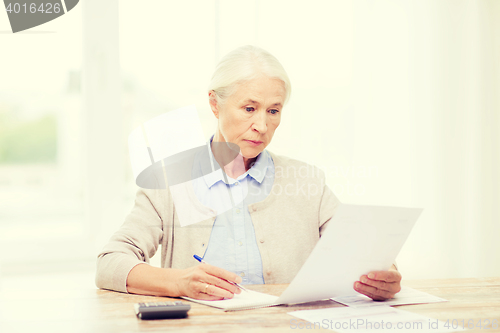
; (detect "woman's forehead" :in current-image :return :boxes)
[239,98,283,107]
[231,77,286,103]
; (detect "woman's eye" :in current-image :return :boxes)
[269,109,279,115]
[245,107,255,112]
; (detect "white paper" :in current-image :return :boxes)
[276,204,422,305]
[289,306,465,333]
[332,286,448,308]
[183,290,279,311]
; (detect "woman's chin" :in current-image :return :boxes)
[240,148,264,160]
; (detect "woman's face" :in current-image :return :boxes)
[210,75,286,160]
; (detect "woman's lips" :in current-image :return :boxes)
[244,139,263,146]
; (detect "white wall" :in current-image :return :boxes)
[119,0,500,279]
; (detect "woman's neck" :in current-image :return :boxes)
[211,135,256,179]
[222,154,248,179]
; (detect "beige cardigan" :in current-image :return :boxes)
[95,152,340,293]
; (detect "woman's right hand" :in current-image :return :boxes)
[173,264,243,300]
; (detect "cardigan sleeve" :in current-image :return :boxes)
[95,188,164,293]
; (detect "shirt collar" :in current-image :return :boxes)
[202,136,271,188]
[246,150,270,184]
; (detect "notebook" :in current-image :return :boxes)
[183,290,280,311]
[182,204,422,311]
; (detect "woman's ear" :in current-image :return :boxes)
[209,91,220,119]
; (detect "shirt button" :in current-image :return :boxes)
[238,241,243,246]
[236,208,241,214]
[266,271,271,275]
[240,272,245,277]
[234,182,239,186]
[260,239,264,243]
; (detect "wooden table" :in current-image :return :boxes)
[0,276,499,332]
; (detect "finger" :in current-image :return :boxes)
[359,275,401,293]
[356,288,387,301]
[366,270,402,283]
[194,289,226,301]
[198,282,235,300]
[354,281,395,301]
[201,264,243,284]
[203,273,241,295]
[188,281,226,300]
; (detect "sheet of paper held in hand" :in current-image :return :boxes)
[184,204,423,311]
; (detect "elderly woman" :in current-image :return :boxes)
[96,45,401,301]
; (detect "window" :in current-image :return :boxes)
[0,5,87,273]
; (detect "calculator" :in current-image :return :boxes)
[134,301,191,320]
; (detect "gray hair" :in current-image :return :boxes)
[208,45,291,105]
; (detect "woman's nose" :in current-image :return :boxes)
[252,110,268,133]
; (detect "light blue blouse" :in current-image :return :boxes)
[191,141,274,285]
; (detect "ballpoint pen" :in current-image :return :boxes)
[193,254,248,292]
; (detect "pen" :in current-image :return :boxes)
[193,254,248,292]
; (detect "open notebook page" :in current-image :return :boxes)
[182,290,279,311]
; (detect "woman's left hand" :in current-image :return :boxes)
[353,268,402,301]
